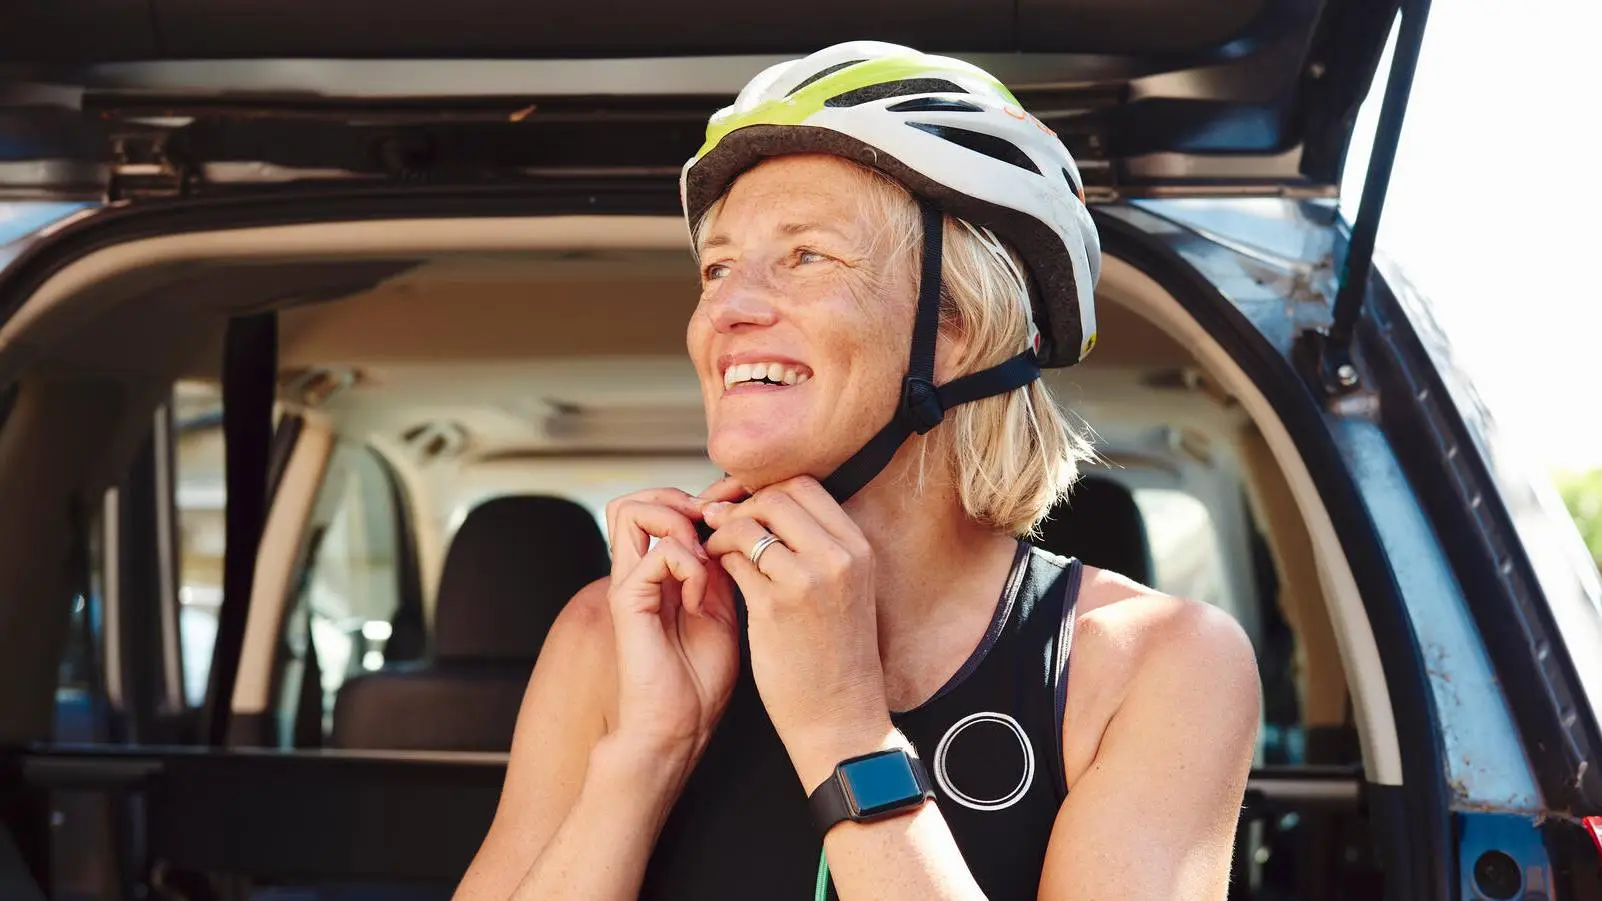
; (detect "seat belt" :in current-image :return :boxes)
[200,314,277,747]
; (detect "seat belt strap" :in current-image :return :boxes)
[201,314,277,747]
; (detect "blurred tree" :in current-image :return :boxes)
[1557,469,1602,568]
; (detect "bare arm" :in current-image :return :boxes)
[795,726,988,901]
[1037,599,1261,901]
[451,581,634,901]
[454,484,742,901]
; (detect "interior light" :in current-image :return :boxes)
[362,621,393,641]
[362,651,384,671]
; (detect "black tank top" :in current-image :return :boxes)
[640,542,1083,900]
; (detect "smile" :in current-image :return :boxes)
[721,360,813,393]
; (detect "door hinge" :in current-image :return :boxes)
[107,133,194,201]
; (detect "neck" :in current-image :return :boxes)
[840,443,1019,642]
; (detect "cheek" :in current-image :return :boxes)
[815,291,911,400]
[685,308,715,380]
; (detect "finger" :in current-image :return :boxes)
[706,489,835,556]
[605,488,705,543]
[610,502,706,576]
[613,536,707,618]
[718,549,769,600]
[705,517,800,582]
[767,476,864,546]
[701,514,765,560]
[697,475,751,504]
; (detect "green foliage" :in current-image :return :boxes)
[1556,469,1602,567]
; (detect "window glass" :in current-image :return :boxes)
[173,383,226,707]
[1132,487,1225,607]
[278,443,404,741]
[53,519,105,743]
[0,201,96,246]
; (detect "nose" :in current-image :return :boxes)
[704,265,781,334]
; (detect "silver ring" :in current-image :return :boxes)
[748,533,782,569]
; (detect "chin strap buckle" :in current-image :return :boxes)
[900,376,945,435]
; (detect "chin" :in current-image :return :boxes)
[708,430,822,491]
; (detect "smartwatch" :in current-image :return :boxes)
[807,747,936,837]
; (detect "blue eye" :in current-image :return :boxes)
[798,249,827,264]
[703,262,730,281]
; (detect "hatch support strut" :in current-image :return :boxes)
[1300,0,1433,398]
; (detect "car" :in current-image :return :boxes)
[1,1,1601,899]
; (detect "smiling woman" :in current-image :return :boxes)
[455,40,1259,901]
[691,157,1094,535]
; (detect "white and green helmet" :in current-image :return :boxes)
[681,40,1100,368]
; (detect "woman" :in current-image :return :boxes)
[456,41,1259,901]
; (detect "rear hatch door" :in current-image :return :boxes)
[0,0,1400,203]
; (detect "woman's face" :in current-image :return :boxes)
[687,154,917,490]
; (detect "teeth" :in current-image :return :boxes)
[722,361,812,391]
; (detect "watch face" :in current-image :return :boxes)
[840,751,922,818]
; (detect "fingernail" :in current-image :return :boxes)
[704,501,730,518]
[693,542,709,561]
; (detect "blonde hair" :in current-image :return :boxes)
[695,160,1096,535]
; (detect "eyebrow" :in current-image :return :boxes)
[700,221,851,253]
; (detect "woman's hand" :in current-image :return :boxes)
[604,480,745,770]
[703,476,895,790]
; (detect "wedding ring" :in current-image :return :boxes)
[748,532,782,569]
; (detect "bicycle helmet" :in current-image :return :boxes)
[682,40,1101,501]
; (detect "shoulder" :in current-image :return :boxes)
[525,576,620,724]
[1061,566,1259,786]
[1077,566,1256,679]
[550,576,616,643]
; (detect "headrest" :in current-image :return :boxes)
[433,495,610,662]
[1033,475,1154,587]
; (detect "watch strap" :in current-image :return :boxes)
[808,769,854,836]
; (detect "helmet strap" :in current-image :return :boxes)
[819,199,1042,503]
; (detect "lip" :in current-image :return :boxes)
[721,380,807,398]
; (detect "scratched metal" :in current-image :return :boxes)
[1116,200,1545,811]
[1329,418,1542,811]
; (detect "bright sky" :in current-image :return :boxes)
[1342,0,1602,472]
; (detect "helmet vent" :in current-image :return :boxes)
[785,59,867,96]
[906,122,1041,175]
[1060,167,1082,197]
[826,78,968,108]
[887,97,983,113]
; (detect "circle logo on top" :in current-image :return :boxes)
[931,712,1035,811]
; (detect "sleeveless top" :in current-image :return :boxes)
[640,542,1084,900]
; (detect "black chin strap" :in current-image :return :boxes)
[820,200,1042,503]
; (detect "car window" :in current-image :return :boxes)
[276,441,405,742]
[1131,483,1310,766]
[173,384,227,707]
[1133,487,1226,607]
[0,201,97,246]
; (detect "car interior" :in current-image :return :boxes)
[1,213,1386,900]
